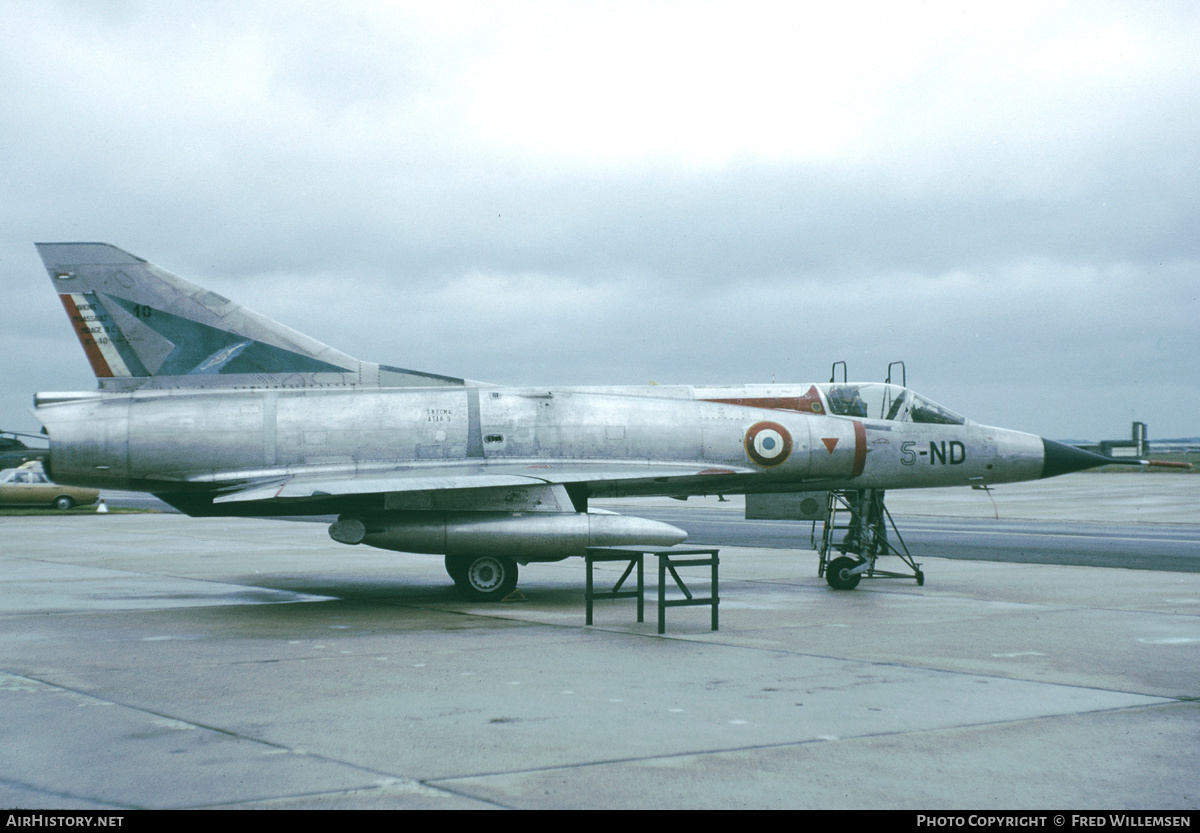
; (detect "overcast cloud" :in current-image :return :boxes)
[1,0,1197,442]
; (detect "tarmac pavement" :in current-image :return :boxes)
[1,474,1197,809]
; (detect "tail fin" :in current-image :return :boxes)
[36,243,463,391]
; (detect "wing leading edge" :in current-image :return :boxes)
[208,460,753,507]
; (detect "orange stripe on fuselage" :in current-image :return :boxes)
[59,294,113,377]
[702,386,826,416]
[852,420,866,478]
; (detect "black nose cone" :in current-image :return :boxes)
[1041,439,1119,479]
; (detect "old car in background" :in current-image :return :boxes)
[0,462,99,510]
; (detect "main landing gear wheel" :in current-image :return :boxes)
[446,553,519,601]
[826,556,863,590]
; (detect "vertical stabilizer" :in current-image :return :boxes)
[36,243,464,391]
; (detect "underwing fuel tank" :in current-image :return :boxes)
[328,511,688,562]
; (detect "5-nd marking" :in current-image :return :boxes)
[901,440,966,466]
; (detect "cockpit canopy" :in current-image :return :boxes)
[817,383,966,425]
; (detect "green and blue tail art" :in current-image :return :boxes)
[36,243,464,391]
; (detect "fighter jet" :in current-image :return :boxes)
[31,243,1157,599]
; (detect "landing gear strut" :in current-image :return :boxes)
[817,489,923,589]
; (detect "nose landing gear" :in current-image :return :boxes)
[817,489,924,589]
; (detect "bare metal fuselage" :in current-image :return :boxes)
[36,381,1044,511]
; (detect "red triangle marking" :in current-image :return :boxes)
[822,437,839,454]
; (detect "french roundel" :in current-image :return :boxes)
[745,421,792,467]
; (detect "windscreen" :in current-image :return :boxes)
[906,393,965,425]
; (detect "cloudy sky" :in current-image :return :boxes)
[2,0,1198,443]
